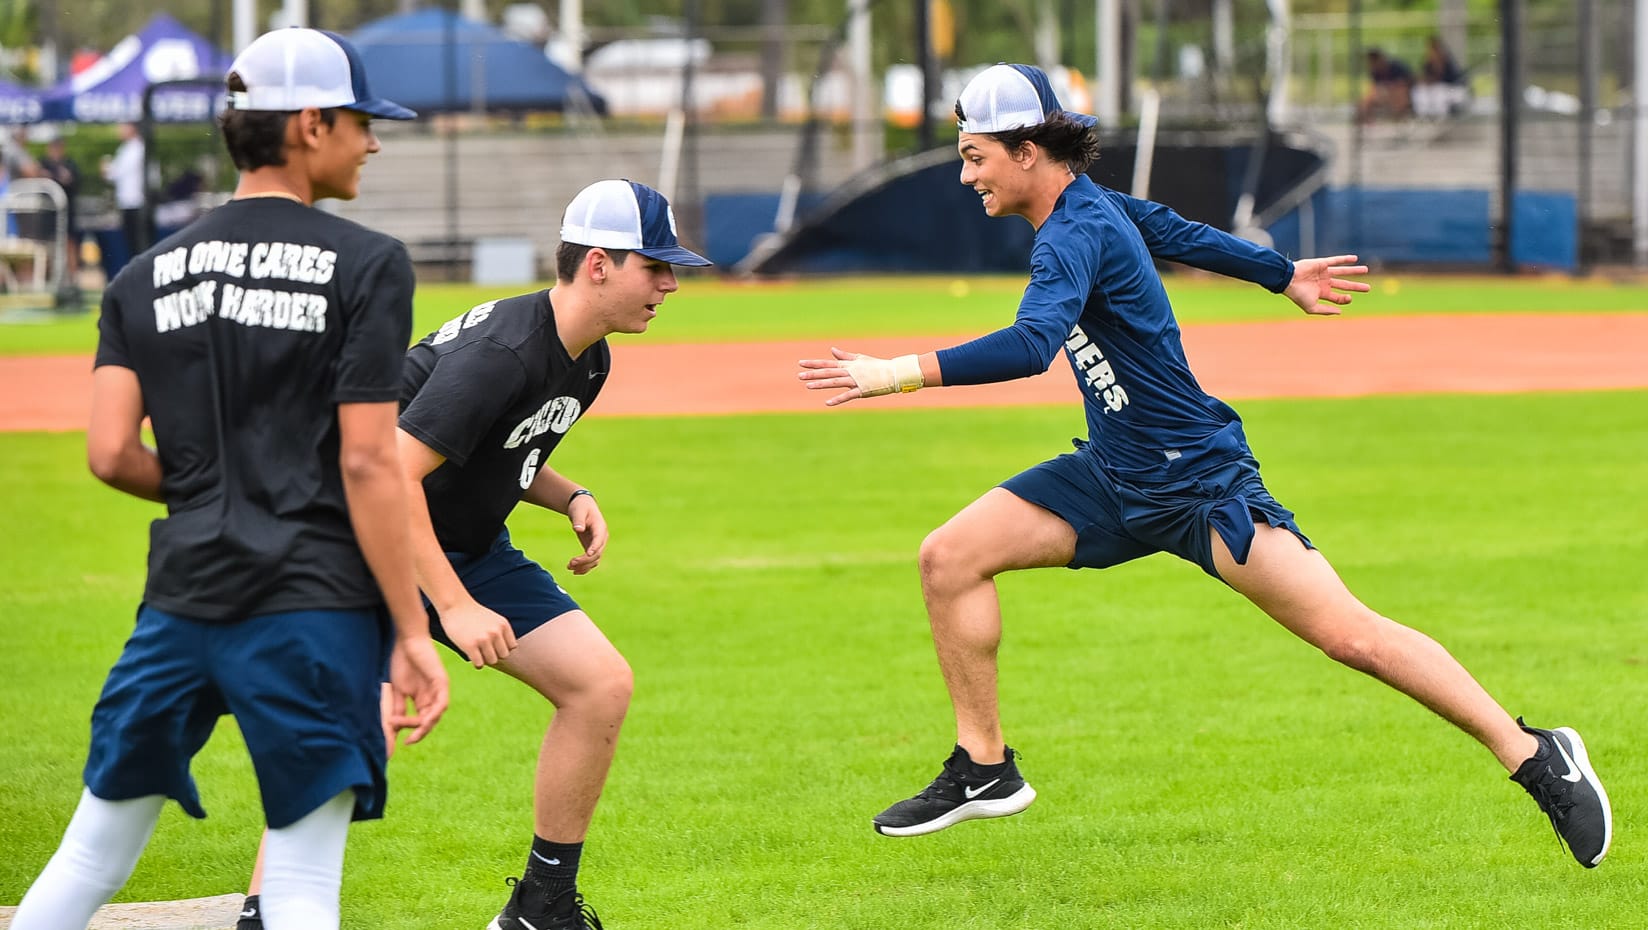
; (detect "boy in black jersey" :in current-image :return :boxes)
[238,178,711,930]
[10,27,450,930]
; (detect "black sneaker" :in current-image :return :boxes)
[488,875,604,930]
[236,894,262,930]
[1509,719,1612,868]
[873,745,1036,837]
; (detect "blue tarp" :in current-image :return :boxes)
[351,10,606,114]
[41,13,230,123]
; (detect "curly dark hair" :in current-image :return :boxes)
[953,103,1101,174]
[218,72,337,171]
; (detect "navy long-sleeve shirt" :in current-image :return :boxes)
[935,176,1294,476]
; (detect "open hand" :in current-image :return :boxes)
[1284,254,1371,315]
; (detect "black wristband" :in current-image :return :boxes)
[567,488,594,509]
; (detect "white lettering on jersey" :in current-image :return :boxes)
[431,301,498,346]
[153,281,218,333]
[152,281,328,334]
[186,240,249,277]
[1065,324,1130,413]
[152,247,188,288]
[504,396,584,449]
[518,448,542,490]
[248,242,338,283]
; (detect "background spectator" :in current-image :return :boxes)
[102,122,151,257]
[38,135,84,284]
[1359,48,1414,123]
[1414,36,1470,119]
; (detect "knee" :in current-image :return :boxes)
[545,652,633,723]
[593,653,634,722]
[1314,614,1391,673]
[918,527,980,595]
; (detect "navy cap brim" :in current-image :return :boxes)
[346,98,417,120]
[636,245,713,267]
[1065,110,1099,128]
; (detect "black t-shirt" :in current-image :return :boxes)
[399,290,610,555]
[94,198,414,620]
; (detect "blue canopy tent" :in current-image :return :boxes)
[41,13,230,123]
[0,79,43,124]
[350,9,606,114]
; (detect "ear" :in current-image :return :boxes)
[1011,140,1040,169]
[291,108,326,151]
[585,248,608,284]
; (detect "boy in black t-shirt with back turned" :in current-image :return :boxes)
[9,28,449,930]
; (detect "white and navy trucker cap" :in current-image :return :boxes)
[226,27,415,120]
[560,179,712,267]
[956,63,1097,134]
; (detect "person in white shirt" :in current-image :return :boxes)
[101,122,149,257]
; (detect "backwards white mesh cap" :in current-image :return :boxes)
[560,179,712,267]
[956,63,1097,134]
[227,28,415,120]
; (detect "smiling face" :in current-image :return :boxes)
[958,131,1032,219]
[308,109,380,201]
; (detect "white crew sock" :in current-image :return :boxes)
[10,789,165,930]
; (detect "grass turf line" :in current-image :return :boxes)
[4,274,1648,356]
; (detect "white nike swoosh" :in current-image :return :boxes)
[964,777,1001,799]
[530,850,561,866]
[240,909,257,918]
[588,371,601,380]
[1554,738,1584,784]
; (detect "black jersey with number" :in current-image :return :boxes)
[93,198,414,620]
[398,290,610,555]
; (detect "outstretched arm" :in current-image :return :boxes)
[797,348,944,407]
[1117,193,1295,290]
[1282,254,1371,316]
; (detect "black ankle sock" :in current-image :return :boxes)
[237,894,262,930]
[525,836,583,897]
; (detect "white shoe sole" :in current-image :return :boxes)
[1554,727,1612,866]
[873,783,1037,837]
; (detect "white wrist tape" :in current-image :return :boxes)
[845,353,925,397]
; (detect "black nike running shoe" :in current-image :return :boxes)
[873,745,1036,837]
[1510,718,1612,868]
[488,875,604,930]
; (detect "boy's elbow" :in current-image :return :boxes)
[87,442,126,486]
[338,443,398,484]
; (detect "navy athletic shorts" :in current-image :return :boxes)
[428,529,581,658]
[83,604,391,829]
[1000,447,1312,581]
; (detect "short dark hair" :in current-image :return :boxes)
[555,241,630,282]
[218,72,337,171]
[953,103,1101,174]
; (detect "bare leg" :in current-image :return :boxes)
[497,610,633,840]
[1212,523,1537,770]
[919,488,1077,764]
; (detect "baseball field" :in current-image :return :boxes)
[1,273,1644,928]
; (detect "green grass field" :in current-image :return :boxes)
[6,271,1648,356]
[2,278,1645,928]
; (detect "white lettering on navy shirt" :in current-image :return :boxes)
[1066,324,1130,413]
